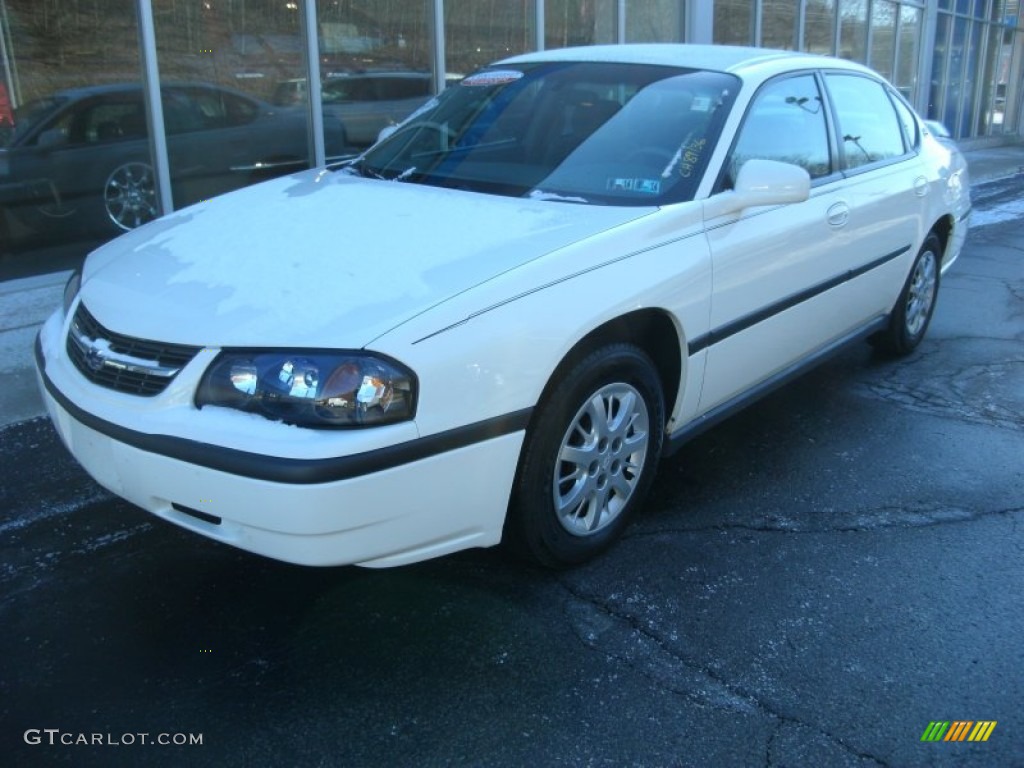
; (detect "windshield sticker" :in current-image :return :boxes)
[608,178,661,195]
[690,95,712,112]
[461,70,524,87]
[678,137,707,178]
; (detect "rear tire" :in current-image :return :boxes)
[872,232,942,356]
[505,344,665,568]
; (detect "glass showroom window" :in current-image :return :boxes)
[839,0,869,62]
[0,0,142,255]
[804,0,838,56]
[714,0,754,45]
[625,0,685,43]
[546,0,618,48]
[892,4,922,103]
[976,3,1024,137]
[761,0,799,49]
[446,0,536,76]
[150,1,320,224]
[869,0,898,80]
[317,1,434,151]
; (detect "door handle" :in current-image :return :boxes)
[827,202,849,228]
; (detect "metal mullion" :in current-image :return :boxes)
[952,15,970,137]
[916,0,938,115]
[797,0,807,50]
[865,0,874,65]
[892,1,903,87]
[536,0,545,50]
[970,16,991,136]
[433,0,446,95]
[301,0,325,167]
[833,0,841,56]
[136,0,173,217]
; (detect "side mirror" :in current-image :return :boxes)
[705,158,810,219]
[36,127,68,149]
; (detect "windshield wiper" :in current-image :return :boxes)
[528,189,590,204]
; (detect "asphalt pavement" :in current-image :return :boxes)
[0,146,1022,767]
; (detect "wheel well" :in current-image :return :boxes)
[930,215,953,255]
[535,309,683,423]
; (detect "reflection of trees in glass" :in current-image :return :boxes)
[869,0,897,79]
[839,0,868,62]
[547,0,594,47]
[624,0,683,43]
[713,0,753,45]
[804,0,836,55]
[445,0,534,75]
[762,0,797,50]
[894,5,921,99]
[4,0,140,102]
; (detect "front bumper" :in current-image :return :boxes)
[35,312,525,567]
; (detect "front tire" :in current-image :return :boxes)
[506,344,665,567]
[873,232,942,356]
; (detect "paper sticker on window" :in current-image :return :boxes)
[462,70,524,87]
[678,138,707,178]
[608,178,661,194]
[691,96,712,112]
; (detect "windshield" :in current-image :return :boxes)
[352,61,738,206]
[0,97,66,148]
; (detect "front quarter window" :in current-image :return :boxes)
[354,62,738,206]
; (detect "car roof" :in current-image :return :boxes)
[49,81,264,102]
[499,43,875,80]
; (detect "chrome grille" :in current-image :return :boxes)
[67,303,201,396]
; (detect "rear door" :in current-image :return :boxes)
[819,71,926,309]
[698,70,923,414]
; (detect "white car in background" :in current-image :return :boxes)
[36,45,970,568]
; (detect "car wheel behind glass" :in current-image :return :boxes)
[104,161,158,232]
[872,232,942,356]
[505,344,665,567]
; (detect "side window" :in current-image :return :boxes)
[377,77,431,100]
[162,90,204,135]
[221,92,259,127]
[323,79,376,103]
[728,74,831,185]
[825,74,907,171]
[889,90,920,151]
[31,109,75,147]
[187,88,229,129]
[82,100,145,143]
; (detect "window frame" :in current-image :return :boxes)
[713,69,842,195]
[820,69,917,177]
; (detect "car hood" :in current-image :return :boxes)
[80,170,653,348]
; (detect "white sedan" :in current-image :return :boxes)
[35,45,970,568]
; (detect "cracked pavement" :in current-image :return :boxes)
[2,189,1022,766]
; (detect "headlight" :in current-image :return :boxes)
[62,270,82,316]
[195,350,417,428]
